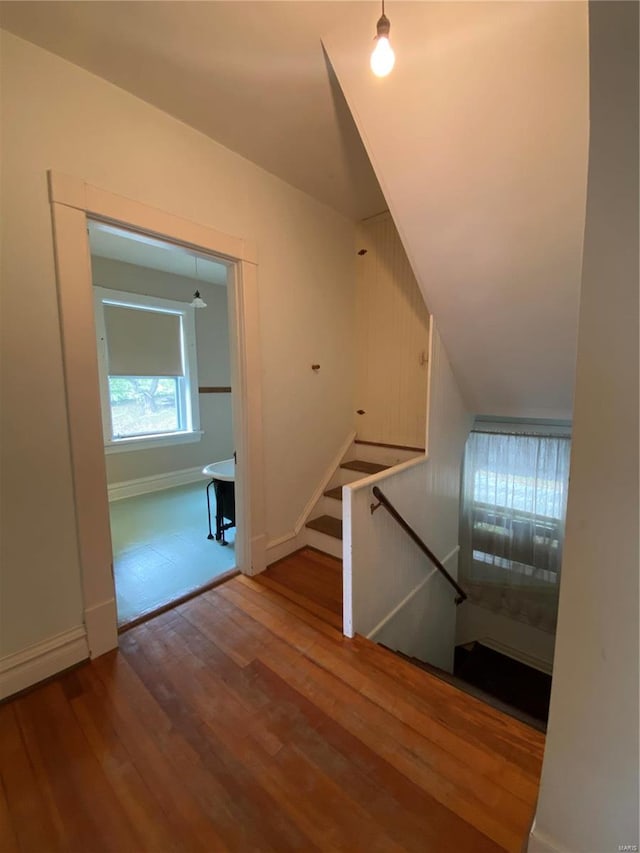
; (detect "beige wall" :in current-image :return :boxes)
[529,3,639,851]
[0,31,356,658]
[345,324,472,655]
[91,257,233,483]
[355,212,430,448]
[324,2,589,420]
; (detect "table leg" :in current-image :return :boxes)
[206,479,215,540]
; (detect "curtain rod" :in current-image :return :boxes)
[472,428,571,439]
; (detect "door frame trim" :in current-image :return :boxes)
[48,171,266,657]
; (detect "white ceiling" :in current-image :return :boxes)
[2,1,590,418]
[325,1,589,419]
[88,221,229,285]
[0,1,386,220]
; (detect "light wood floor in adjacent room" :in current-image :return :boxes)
[0,547,544,853]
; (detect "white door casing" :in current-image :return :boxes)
[48,171,266,658]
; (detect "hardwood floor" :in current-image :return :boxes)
[254,547,343,629]
[0,548,544,852]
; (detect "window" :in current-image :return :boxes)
[94,287,201,452]
[459,428,571,631]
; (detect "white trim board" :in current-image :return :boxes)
[265,531,303,567]
[0,627,89,701]
[366,546,459,640]
[263,431,357,570]
[48,170,265,666]
[108,465,205,501]
[527,823,571,853]
[294,431,356,535]
[478,637,553,676]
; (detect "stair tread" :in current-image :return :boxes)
[305,515,343,540]
[340,460,389,474]
[324,486,343,501]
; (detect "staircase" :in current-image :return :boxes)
[303,440,423,558]
[382,642,549,732]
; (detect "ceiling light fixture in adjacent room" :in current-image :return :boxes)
[190,256,207,307]
[190,290,207,308]
[370,0,395,78]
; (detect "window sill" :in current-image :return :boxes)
[105,430,203,454]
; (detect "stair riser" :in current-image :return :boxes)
[353,443,424,467]
[303,528,343,559]
[316,495,342,516]
[329,468,375,488]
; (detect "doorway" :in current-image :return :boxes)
[49,172,265,657]
[88,222,239,627]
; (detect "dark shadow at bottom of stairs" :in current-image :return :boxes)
[385,642,551,733]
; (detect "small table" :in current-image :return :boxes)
[202,459,235,545]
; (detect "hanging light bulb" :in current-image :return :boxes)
[370,1,395,78]
[190,290,207,308]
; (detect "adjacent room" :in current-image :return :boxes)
[89,222,237,626]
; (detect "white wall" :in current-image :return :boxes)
[344,322,472,671]
[324,2,588,420]
[355,212,430,448]
[0,31,356,660]
[456,602,555,676]
[91,257,233,484]
[529,4,639,851]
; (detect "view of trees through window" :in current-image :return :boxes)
[109,376,181,438]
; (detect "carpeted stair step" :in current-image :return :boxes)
[340,460,389,475]
[305,515,343,540]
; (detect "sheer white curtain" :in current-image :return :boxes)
[459,430,571,632]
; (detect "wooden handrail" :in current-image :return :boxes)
[371,486,467,605]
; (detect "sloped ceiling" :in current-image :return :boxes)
[0,1,386,219]
[324,1,589,419]
[1,1,589,418]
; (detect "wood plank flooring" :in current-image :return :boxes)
[0,548,544,852]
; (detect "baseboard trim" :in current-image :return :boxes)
[266,531,302,567]
[527,822,570,853]
[366,546,459,640]
[294,431,356,534]
[85,598,118,658]
[479,637,553,676]
[108,466,204,501]
[249,533,268,576]
[0,626,89,700]
[355,438,425,453]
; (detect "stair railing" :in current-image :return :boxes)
[370,486,467,605]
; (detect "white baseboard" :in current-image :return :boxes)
[0,626,89,700]
[265,531,303,567]
[260,431,356,569]
[248,533,268,576]
[108,466,204,501]
[294,431,356,534]
[85,598,118,658]
[479,637,553,676]
[366,546,459,640]
[527,822,569,853]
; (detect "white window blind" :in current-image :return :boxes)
[104,304,183,377]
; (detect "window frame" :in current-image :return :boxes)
[94,286,202,453]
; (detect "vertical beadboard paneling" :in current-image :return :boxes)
[355,212,430,447]
[344,323,472,667]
